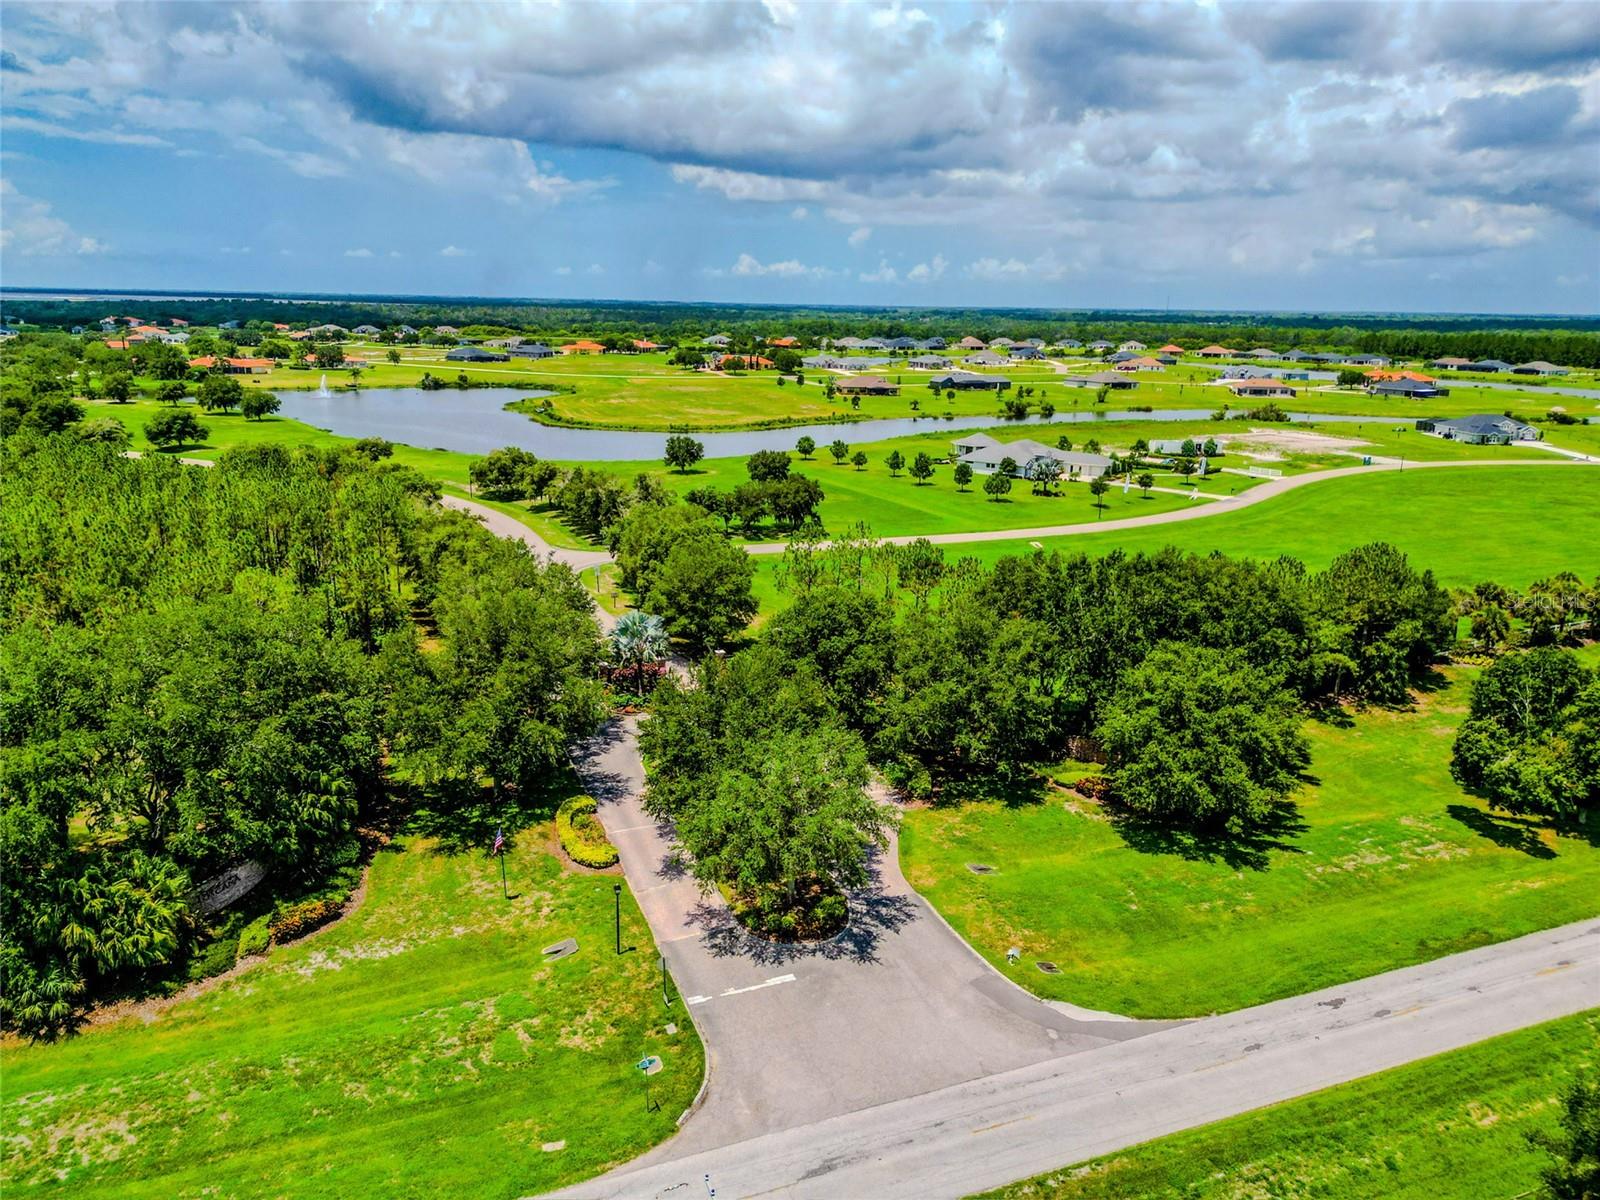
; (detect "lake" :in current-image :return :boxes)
[278,387,1380,462]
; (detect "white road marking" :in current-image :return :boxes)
[686,974,798,1006]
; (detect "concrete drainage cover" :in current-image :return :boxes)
[965,863,997,875]
[542,937,578,961]
[1036,961,1061,975]
[541,1141,566,1153]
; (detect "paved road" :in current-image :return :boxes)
[570,717,1175,1163]
[554,916,1600,1200]
[438,493,613,573]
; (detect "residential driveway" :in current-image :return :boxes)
[554,915,1600,1200]
[438,494,612,573]
[569,717,1176,1162]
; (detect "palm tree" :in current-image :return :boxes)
[609,611,668,696]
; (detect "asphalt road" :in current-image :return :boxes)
[570,717,1174,1164]
[554,916,1600,1200]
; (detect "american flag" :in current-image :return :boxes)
[491,827,505,856]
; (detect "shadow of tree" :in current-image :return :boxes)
[695,850,918,967]
[406,770,574,856]
[1446,804,1557,859]
[1108,800,1308,871]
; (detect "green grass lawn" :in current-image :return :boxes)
[974,1010,1600,1200]
[900,666,1600,1018]
[1,828,702,1199]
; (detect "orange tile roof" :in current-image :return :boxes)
[188,355,219,368]
[768,336,798,347]
[561,340,605,352]
[1366,369,1436,383]
[229,357,274,368]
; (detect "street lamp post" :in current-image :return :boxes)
[614,883,622,955]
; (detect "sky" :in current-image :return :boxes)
[1,1,1598,315]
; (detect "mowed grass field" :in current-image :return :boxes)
[0,829,702,1199]
[749,464,1600,618]
[975,1010,1600,1200]
[901,667,1600,1018]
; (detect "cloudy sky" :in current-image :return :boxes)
[2,1,1597,313]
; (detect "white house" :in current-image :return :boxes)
[951,433,1112,480]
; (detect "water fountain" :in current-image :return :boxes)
[317,373,331,397]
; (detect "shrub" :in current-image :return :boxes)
[236,917,271,962]
[556,796,619,868]
[269,897,344,942]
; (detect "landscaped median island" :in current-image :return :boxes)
[971,1009,1600,1200]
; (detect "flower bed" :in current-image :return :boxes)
[556,796,619,868]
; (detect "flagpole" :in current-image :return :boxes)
[500,848,508,899]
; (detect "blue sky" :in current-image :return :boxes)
[2,1,1597,314]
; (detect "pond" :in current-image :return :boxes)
[278,387,1380,462]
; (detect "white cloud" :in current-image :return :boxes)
[791,206,810,220]
[848,226,872,247]
[859,260,898,283]
[586,263,605,275]
[554,265,573,275]
[906,254,948,283]
[0,180,107,255]
[439,245,472,257]
[642,259,663,275]
[237,136,349,179]
[344,248,374,258]
[218,245,252,255]
[726,252,837,279]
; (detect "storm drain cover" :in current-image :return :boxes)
[965,863,996,875]
[542,937,578,960]
[1036,961,1061,975]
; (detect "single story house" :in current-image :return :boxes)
[508,343,555,358]
[353,325,381,336]
[1429,357,1473,369]
[964,351,1011,367]
[1224,378,1297,398]
[1196,344,1235,358]
[1309,353,1348,364]
[1345,354,1391,367]
[1417,415,1542,444]
[560,340,605,355]
[1022,338,1046,348]
[1244,347,1277,358]
[445,346,510,362]
[883,337,919,351]
[1107,351,1139,363]
[989,338,1016,349]
[1009,346,1045,360]
[803,354,893,371]
[835,375,898,396]
[191,356,273,374]
[957,336,987,350]
[953,434,1112,480]
[1119,340,1146,351]
[1373,378,1448,398]
[712,354,774,370]
[768,336,799,348]
[631,339,666,352]
[908,355,948,369]
[928,371,1012,391]
[1512,361,1569,376]
[834,337,869,349]
[1115,356,1164,372]
[1062,371,1136,389]
[1464,359,1514,372]
[1060,339,1083,349]
[701,334,732,347]
[1089,340,1114,350]
[1281,350,1315,362]
[919,337,949,350]
[432,326,459,337]
[1159,343,1185,354]
[1221,365,1275,379]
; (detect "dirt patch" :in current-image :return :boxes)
[1230,427,1372,458]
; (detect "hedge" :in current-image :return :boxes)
[556,796,619,868]
[269,897,344,942]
